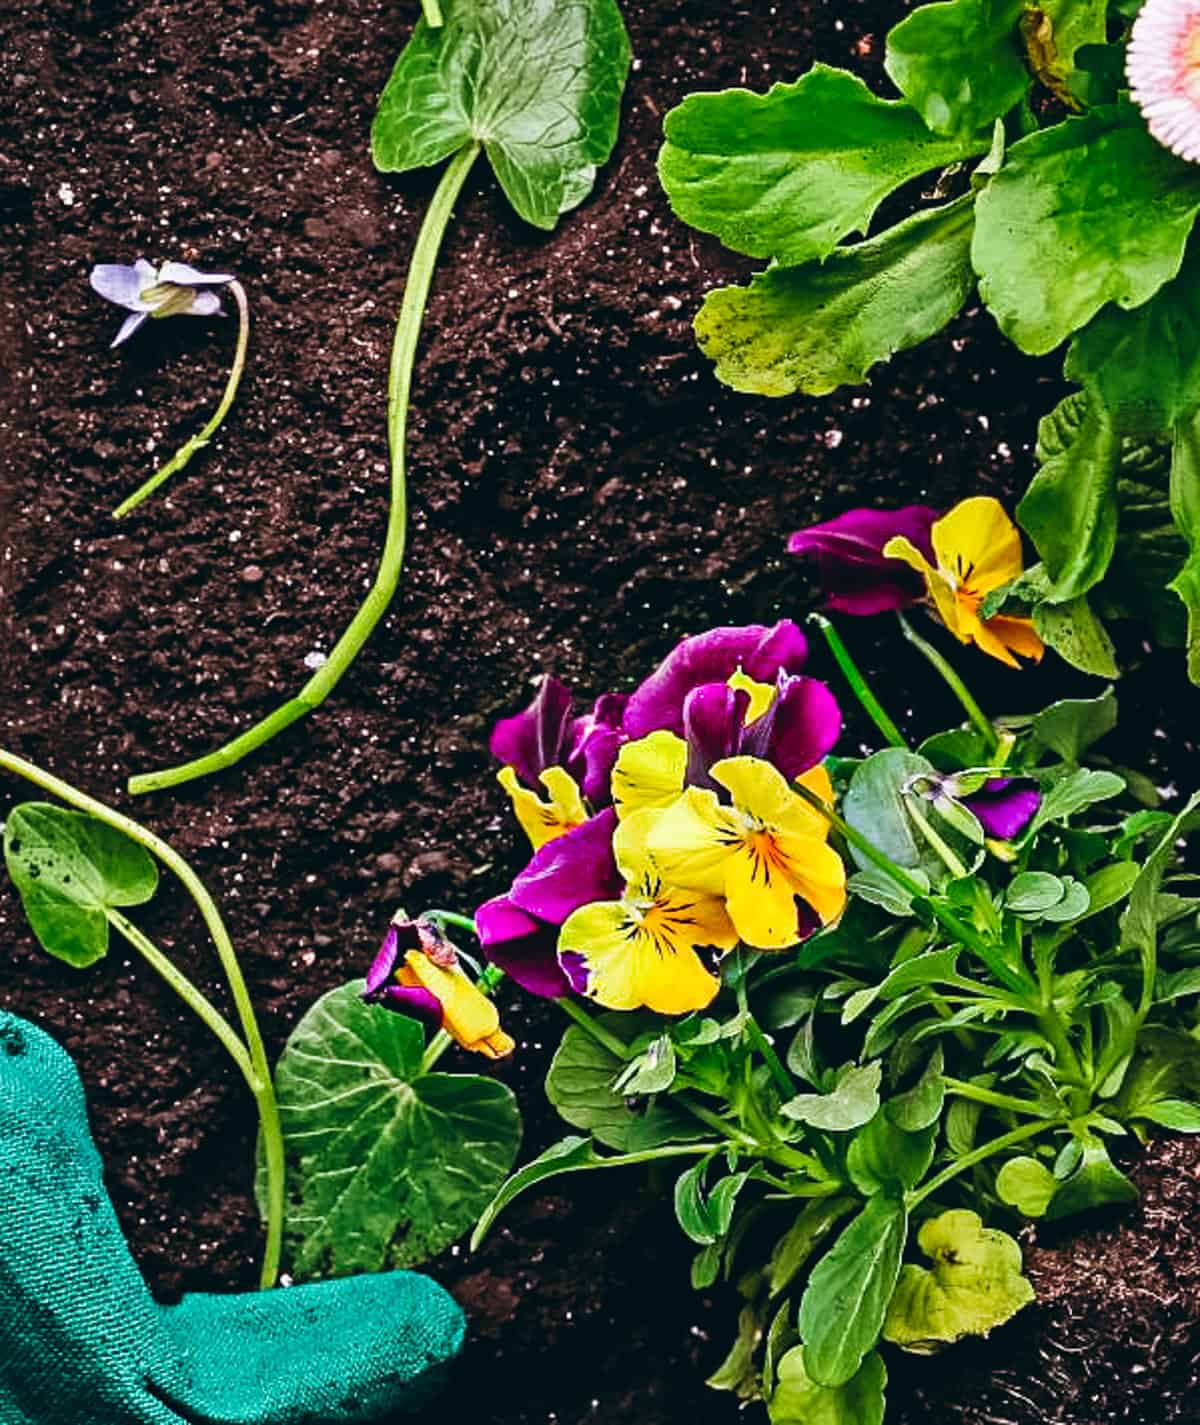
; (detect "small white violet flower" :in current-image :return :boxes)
[1128,0,1200,164]
[89,259,236,348]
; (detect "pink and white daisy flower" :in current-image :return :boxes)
[1128,0,1200,164]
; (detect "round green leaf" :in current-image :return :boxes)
[882,1209,1034,1351]
[995,1155,1059,1216]
[770,1345,886,1425]
[371,0,631,230]
[270,981,521,1278]
[3,803,158,968]
[781,1061,882,1132]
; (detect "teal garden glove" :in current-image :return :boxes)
[0,1011,465,1425]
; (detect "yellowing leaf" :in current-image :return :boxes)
[882,1209,1034,1352]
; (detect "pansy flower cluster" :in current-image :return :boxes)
[476,621,848,1017]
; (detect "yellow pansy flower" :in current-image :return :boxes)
[647,758,847,950]
[498,765,587,849]
[557,810,740,1014]
[882,496,1044,668]
[393,949,516,1060]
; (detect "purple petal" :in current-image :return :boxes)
[623,622,809,739]
[509,808,622,925]
[181,290,224,318]
[739,675,842,780]
[157,261,236,287]
[559,949,590,996]
[363,920,424,996]
[375,983,444,1031]
[477,895,571,998]
[787,506,939,616]
[964,778,1041,841]
[111,311,149,347]
[684,683,749,787]
[490,675,574,785]
[565,693,629,803]
[90,261,156,311]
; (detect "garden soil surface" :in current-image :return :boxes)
[5,1,1200,1421]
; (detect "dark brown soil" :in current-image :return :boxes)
[4,1,1200,1421]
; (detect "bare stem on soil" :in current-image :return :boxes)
[128,142,483,794]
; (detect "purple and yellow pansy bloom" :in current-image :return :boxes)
[648,759,847,951]
[363,917,515,1059]
[558,810,740,1014]
[789,497,1043,668]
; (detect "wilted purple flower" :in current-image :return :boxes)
[787,506,939,615]
[361,919,444,1029]
[963,778,1041,841]
[490,675,627,805]
[622,621,810,739]
[90,259,236,347]
[477,808,623,997]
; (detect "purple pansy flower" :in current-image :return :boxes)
[490,676,628,804]
[787,506,939,615]
[622,621,810,740]
[361,919,444,1029]
[89,259,236,348]
[477,808,623,997]
[683,672,842,789]
[962,778,1041,841]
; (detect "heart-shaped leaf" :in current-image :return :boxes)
[995,1155,1059,1217]
[882,1209,1034,1351]
[268,981,521,1277]
[3,803,158,967]
[372,0,631,229]
[782,1061,882,1132]
[769,1345,886,1425]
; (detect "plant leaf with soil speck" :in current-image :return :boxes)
[3,803,158,968]
[371,0,631,230]
[882,1209,1034,1350]
[694,195,977,397]
[265,980,521,1277]
[658,65,989,266]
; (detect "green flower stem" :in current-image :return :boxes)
[420,0,444,25]
[907,1118,1049,1209]
[107,910,255,1085]
[1036,1010,1086,1088]
[903,797,971,880]
[792,780,1032,997]
[897,613,998,751]
[556,995,635,1060]
[943,1077,1056,1118]
[808,614,907,749]
[418,962,507,1075]
[0,748,284,1291]
[113,281,251,519]
[128,142,483,796]
[426,909,480,937]
[745,1013,795,1100]
[677,1096,759,1151]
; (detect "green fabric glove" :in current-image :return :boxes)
[0,1011,465,1425]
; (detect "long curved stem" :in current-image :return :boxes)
[809,614,907,749]
[0,748,284,1290]
[128,143,482,795]
[897,613,997,751]
[114,281,251,519]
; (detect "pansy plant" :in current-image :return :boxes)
[658,0,1200,685]
[90,259,249,518]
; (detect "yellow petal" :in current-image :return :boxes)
[727,667,777,724]
[710,755,797,827]
[558,893,734,1014]
[792,764,838,841]
[613,806,665,885]
[931,497,1024,596]
[984,614,1045,663]
[498,765,587,850]
[611,731,688,820]
[721,832,846,948]
[402,952,507,1056]
[645,787,737,896]
[771,831,849,924]
[882,534,934,577]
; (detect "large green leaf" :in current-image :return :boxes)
[371,0,631,229]
[693,195,976,397]
[781,1061,883,1132]
[882,1209,1034,1350]
[798,1195,909,1387]
[769,1346,886,1425]
[1168,418,1200,683]
[973,105,1200,354]
[1028,688,1117,764]
[844,749,977,883]
[768,1198,858,1295]
[884,0,1028,138]
[658,65,989,265]
[3,803,158,968]
[1120,794,1200,1013]
[1045,1135,1137,1217]
[545,1016,706,1150]
[270,981,521,1277]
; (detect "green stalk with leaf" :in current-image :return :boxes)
[129,0,631,795]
